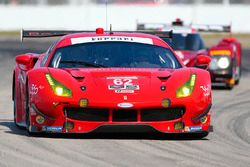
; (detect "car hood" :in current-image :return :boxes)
[48,68,191,108]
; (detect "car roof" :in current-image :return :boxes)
[55,32,171,49]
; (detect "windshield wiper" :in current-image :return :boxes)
[60,61,108,68]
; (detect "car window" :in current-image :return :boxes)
[49,42,182,69]
[163,33,205,51]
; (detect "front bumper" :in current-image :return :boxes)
[29,102,212,134]
[209,68,233,83]
[209,56,234,83]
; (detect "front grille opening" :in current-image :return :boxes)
[65,108,109,121]
[113,110,137,122]
[65,107,185,122]
[141,108,185,122]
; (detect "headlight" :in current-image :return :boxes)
[209,58,218,70]
[45,74,72,97]
[176,74,196,98]
[217,57,230,69]
[209,56,230,70]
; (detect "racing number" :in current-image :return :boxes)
[113,79,133,86]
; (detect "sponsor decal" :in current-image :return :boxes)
[71,36,153,45]
[46,126,63,132]
[125,85,139,90]
[200,85,211,96]
[30,84,45,95]
[117,102,133,108]
[189,126,202,132]
[107,76,139,93]
[30,84,38,95]
[115,90,134,94]
[109,85,125,89]
[185,126,202,132]
[184,126,190,132]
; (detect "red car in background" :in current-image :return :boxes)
[137,19,208,68]
[161,31,207,67]
[208,37,241,89]
[137,19,242,89]
[13,28,212,138]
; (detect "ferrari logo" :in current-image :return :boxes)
[123,96,128,100]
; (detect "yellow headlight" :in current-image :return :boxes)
[55,87,63,96]
[176,74,196,98]
[182,87,191,96]
[45,74,72,97]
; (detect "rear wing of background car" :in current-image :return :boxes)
[136,21,231,33]
[136,23,166,31]
[192,24,231,33]
[136,22,194,34]
[21,29,173,42]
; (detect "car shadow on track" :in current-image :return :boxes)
[0,121,209,141]
[0,120,28,136]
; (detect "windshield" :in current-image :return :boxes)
[49,42,182,69]
[163,33,205,51]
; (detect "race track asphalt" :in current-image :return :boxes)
[0,39,249,167]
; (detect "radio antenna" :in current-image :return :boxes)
[105,0,108,31]
[110,24,113,34]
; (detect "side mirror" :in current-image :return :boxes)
[16,55,32,70]
[196,55,211,70]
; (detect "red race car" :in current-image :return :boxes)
[137,20,242,89]
[208,37,242,89]
[137,19,208,67]
[13,28,212,138]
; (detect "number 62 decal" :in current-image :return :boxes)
[113,79,132,86]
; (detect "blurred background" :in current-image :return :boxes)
[0,0,249,47]
[0,0,249,32]
[1,0,250,5]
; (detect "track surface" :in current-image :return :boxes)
[0,39,249,167]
